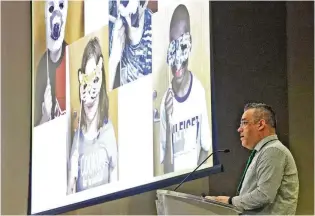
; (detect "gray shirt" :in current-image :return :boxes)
[232,135,299,215]
[69,119,118,193]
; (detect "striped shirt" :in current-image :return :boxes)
[120,9,152,85]
[232,135,299,215]
[109,4,152,85]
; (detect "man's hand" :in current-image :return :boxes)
[205,196,230,204]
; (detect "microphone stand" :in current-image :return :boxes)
[173,149,230,191]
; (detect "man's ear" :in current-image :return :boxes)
[258,119,266,131]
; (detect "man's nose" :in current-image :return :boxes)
[237,127,242,133]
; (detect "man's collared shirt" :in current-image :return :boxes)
[232,135,299,215]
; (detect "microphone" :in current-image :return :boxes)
[173,149,230,192]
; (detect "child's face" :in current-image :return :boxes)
[119,0,145,28]
[168,21,191,81]
[79,57,103,122]
[45,0,68,52]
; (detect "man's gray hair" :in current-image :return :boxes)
[244,103,277,129]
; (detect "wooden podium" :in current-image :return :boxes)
[156,190,242,215]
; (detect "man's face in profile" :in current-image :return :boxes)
[238,109,261,150]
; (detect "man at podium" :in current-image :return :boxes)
[206,103,299,215]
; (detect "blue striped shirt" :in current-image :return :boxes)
[109,4,152,85]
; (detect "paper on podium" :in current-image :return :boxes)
[156,190,242,215]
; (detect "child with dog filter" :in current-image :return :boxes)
[34,0,69,126]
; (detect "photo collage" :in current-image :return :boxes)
[31,0,212,213]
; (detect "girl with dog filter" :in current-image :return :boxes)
[67,37,118,194]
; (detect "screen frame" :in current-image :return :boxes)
[29,165,223,215]
[27,1,222,215]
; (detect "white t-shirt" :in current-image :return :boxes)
[159,72,211,172]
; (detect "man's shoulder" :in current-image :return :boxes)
[259,140,292,162]
[260,140,298,174]
[264,140,289,154]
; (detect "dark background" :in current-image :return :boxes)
[211,0,288,194]
[209,1,314,214]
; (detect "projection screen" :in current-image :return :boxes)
[30,0,218,214]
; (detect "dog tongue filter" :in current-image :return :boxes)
[52,23,60,40]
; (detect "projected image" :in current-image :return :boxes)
[108,0,157,91]
[33,0,84,127]
[30,0,212,214]
[67,27,118,195]
[33,0,69,126]
[31,0,86,213]
[152,1,212,176]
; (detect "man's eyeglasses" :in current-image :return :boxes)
[239,120,249,128]
[239,120,260,128]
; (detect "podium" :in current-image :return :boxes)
[156,190,242,215]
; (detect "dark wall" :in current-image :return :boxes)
[286,2,314,214]
[209,2,288,195]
